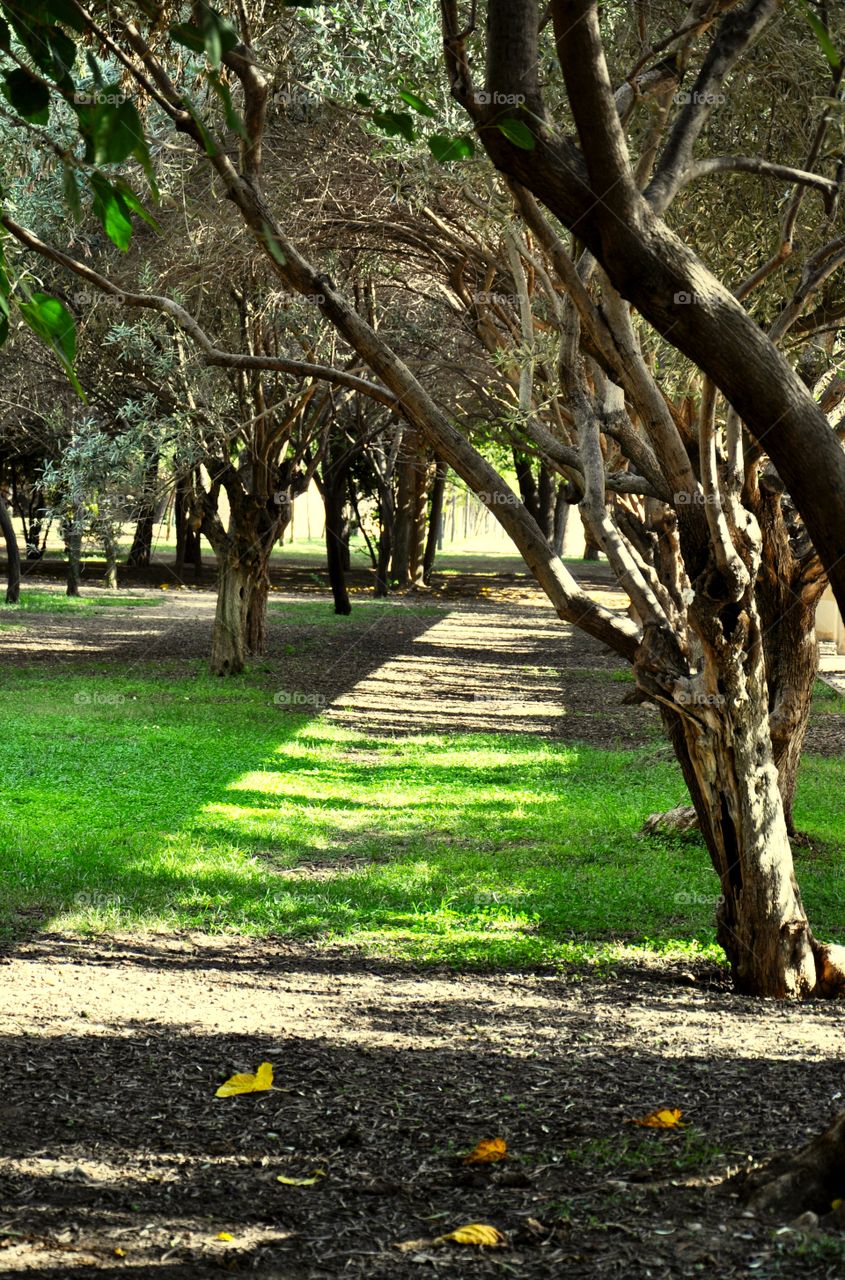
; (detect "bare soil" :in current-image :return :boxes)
[1,574,844,1277]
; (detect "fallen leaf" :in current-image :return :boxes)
[463,1137,508,1165]
[435,1223,506,1247]
[276,1169,326,1186]
[215,1061,274,1097]
[114,1247,126,1257]
[630,1107,686,1128]
[216,1232,234,1241]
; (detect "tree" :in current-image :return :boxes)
[0,1,843,1000]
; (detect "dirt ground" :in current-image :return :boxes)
[1,573,844,1278]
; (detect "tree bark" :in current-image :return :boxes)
[553,482,570,557]
[210,551,251,675]
[641,606,820,999]
[325,475,352,615]
[103,531,118,589]
[127,452,159,569]
[744,1109,845,1218]
[65,527,82,597]
[391,426,419,587]
[423,457,447,585]
[0,491,21,604]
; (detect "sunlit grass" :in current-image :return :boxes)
[0,664,841,968]
[0,591,162,614]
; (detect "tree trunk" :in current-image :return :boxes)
[325,477,352,615]
[408,451,432,586]
[0,492,21,604]
[553,482,570,557]
[641,602,822,999]
[537,463,555,544]
[763,601,819,836]
[581,509,601,561]
[127,452,159,569]
[423,457,447,585]
[210,551,251,675]
[65,528,82,597]
[391,426,420,586]
[744,1109,845,1218]
[103,532,118,589]
[175,475,203,583]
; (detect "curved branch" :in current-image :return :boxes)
[680,156,839,201]
[0,217,399,409]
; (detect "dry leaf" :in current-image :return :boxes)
[276,1170,326,1186]
[435,1223,506,1247]
[463,1137,508,1165]
[631,1107,686,1129]
[216,1232,234,1242]
[113,1247,126,1257]
[215,1061,274,1097]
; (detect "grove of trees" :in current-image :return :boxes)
[0,0,843,1034]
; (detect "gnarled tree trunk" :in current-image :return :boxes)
[0,491,21,604]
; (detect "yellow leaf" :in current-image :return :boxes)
[631,1107,686,1129]
[276,1169,326,1186]
[215,1061,274,1097]
[463,1137,508,1165]
[114,1247,126,1257]
[216,1232,234,1241]
[832,1199,843,1210]
[436,1223,506,1247]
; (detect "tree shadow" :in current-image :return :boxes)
[0,951,842,1276]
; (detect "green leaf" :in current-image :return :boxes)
[398,89,435,117]
[496,117,535,149]
[19,292,84,395]
[170,5,238,67]
[796,0,841,70]
[4,15,75,83]
[2,68,50,123]
[90,173,134,250]
[427,133,474,163]
[170,22,206,54]
[208,68,247,139]
[112,178,160,232]
[261,223,287,267]
[354,91,373,107]
[371,109,415,143]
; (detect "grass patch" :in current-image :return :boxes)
[0,664,842,966]
[1,591,162,615]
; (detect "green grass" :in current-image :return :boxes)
[0,591,162,614]
[0,664,842,967]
